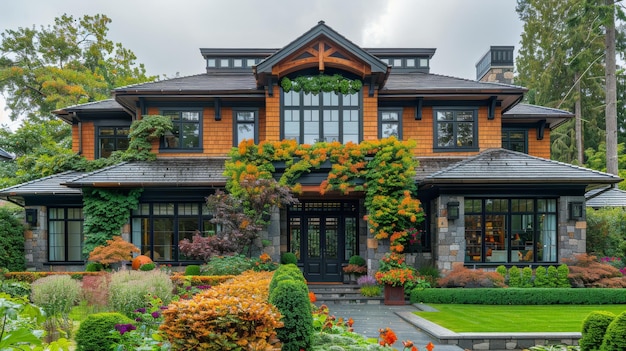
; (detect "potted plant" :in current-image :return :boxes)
[343,255,367,283]
[374,253,416,305]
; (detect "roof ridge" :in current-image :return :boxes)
[114,73,208,90]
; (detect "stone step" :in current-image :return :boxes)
[308,284,384,304]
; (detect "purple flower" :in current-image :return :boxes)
[151,311,160,318]
[197,285,211,290]
[186,286,192,291]
[160,305,168,310]
[135,317,142,322]
[115,323,137,335]
[134,307,146,313]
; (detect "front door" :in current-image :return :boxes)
[288,201,359,282]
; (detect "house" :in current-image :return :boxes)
[586,186,626,209]
[0,22,621,279]
[0,147,13,161]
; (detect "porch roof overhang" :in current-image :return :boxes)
[62,158,227,188]
[417,149,622,191]
[0,171,86,206]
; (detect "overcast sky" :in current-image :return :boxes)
[0,0,523,130]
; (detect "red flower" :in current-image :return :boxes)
[378,327,397,346]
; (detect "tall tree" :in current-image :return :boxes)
[0,13,155,122]
[603,0,619,175]
[515,0,615,164]
[0,14,155,187]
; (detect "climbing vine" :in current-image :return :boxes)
[280,74,362,95]
[79,115,173,257]
[225,137,423,253]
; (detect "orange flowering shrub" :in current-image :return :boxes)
[169,273,234,288]
[375,268,416,287]
[160,271,282,350]
[378,327,397,346]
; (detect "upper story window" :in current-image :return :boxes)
[234,109,258,146]
[379,57,429,69]
[379,109,402,139]
[97,126,129,158]
[502,129,528,153]
[206,57,261,69]
[434,108,478,151]
[282,90,361,144]
[161,109,202,150]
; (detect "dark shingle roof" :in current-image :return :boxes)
[0,171,85,196]
[57,99,124,112]
[114,73,260,93]
[504,103,574,118]
[420,149,622,185]
[382,72,526,93]
[64,158,227,187]
[586,187,626,208]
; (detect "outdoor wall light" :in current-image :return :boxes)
[25,208,37,226]
[569,202,584,221]
[447,201,460,220]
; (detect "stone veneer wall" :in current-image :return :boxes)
[24,205,47,271]
[480,66,515,85]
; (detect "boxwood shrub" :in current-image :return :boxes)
[602,311,626,350]
[75,312,134,351]
[410,288,626,305]
[579,311,615,351]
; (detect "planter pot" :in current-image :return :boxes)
[383,284,405,305]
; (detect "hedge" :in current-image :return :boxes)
[410,288,626,305]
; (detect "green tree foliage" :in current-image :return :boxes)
[0,207,25,271]
[0,13,156,188]
[268,272,313,351]
[515,0,625,163]
[0,13,155,122]
[584,142,626,189]
[586,207,626,257]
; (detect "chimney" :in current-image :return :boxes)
[476,46,514,84]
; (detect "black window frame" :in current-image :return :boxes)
[378,108,403,139]
[48,207,84,263]
[281,89,362,144]
[433,107,479,151]
[233,108,259,146]
[502,129,528,153]
[96,126,130,159]
[159,108,203,152]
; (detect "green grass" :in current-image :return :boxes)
[414,304,626,332]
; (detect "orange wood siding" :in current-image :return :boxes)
[73,122,96,160]
[362,86,378,140]
[528,128,551,159]
[265,88,281,141]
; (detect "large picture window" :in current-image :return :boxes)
[131,202,216,262]
[434,108,477,150]
[48,208,83,262]
[97,126,129,158]
[161,109,202,150]
[282,90,360,144]
[464,198,557,264]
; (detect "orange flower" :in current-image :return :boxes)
[308,291,317,303]
[378,327,397,346]
[347,318,354,327]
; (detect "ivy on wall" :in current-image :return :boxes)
[280,74,362,95]
[225,137,424,253]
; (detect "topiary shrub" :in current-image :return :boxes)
[533,266,549,288]
[547,265,558,287]
[269,264,306,294]
[601,311,626,350]
[184,265,201,276]
[348,255,366,267]
[280,252,298,265]
[508,266,521,288]
[521,267,533,288]
[269,279,313,351]
[75,312,134,351]
[579,311,616,351]
[139,262,156,271]
[495,265,507,280]
[0,207,26,271]
[557,264,571,288]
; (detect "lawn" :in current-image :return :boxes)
[414,304,626,332]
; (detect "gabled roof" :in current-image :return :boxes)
[586,186,626,208]
[63,158,227,188]
[419,148,622,186]
[0,148,13,161]
[503,103,573,129]
[255,21,388,76]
